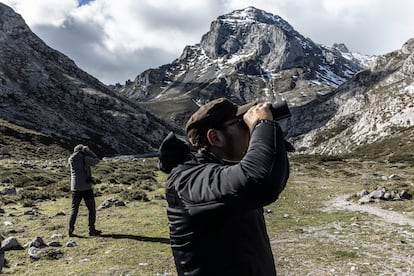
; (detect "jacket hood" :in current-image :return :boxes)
[157,132,194,173]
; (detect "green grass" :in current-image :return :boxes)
[1,156,414,275]
[2,194,174,275]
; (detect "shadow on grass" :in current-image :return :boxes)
[101,233,170,244]
[68,233,88,239]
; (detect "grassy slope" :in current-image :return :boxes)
[0,119,70,161]
[1,156,414,275]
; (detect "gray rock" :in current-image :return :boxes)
[357,187,412,203]
[98,198,126,210]
[388,174,401,180]
[368,187,386,199]
[1,186,16,195]
[50,233,63,240]
[114,200,126,207]
[66,240,77,247]
[47,241,62,247]
[358,195,374,205]
[28,246,40,260]
[28,236,47,248]
[383,191,392,200]
[1,236,22,250]
[23,208,39,216]
[400,191,412,200]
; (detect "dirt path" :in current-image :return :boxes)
[274,194,414,275]
[325,194,414,227]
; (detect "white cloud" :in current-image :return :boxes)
[4,0,78,26]
[320,0,375,17]
[2,0,414,84]
[69,0,223,53]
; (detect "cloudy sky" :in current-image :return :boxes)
[2,0,414,84]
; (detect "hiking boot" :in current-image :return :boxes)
[89,229,102,236]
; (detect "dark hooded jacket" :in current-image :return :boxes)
[159,120,289,276]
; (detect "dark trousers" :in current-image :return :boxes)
[68,189,96,231]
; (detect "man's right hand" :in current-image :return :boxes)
[243,102,273,131]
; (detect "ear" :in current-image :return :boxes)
[207,129,224,147]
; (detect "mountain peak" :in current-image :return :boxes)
[220,6,275,20]
[218,6,293,32]
[220,6,263,19]
[333,43,350,53]
[197,7,363,85]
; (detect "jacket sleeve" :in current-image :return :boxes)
[240,120,289,203]
[176,120,289,216]
[84,151,100,167]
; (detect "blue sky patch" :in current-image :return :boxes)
[78,0,93,7]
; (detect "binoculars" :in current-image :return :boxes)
[270,100,291,120]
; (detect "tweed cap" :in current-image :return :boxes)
[185,98,255,133]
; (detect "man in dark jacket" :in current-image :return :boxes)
[68,144,101,237]
[159,98,290,275]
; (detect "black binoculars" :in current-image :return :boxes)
[270,100,291,120]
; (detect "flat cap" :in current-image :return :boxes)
[185,98,255,133]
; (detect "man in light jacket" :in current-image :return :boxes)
[68,144,101,237]
[158,98,290,275]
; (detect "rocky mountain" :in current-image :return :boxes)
[115,7,370,128]
[0,3,179,158]
[291,38,414,156]
[115,6,413,160]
